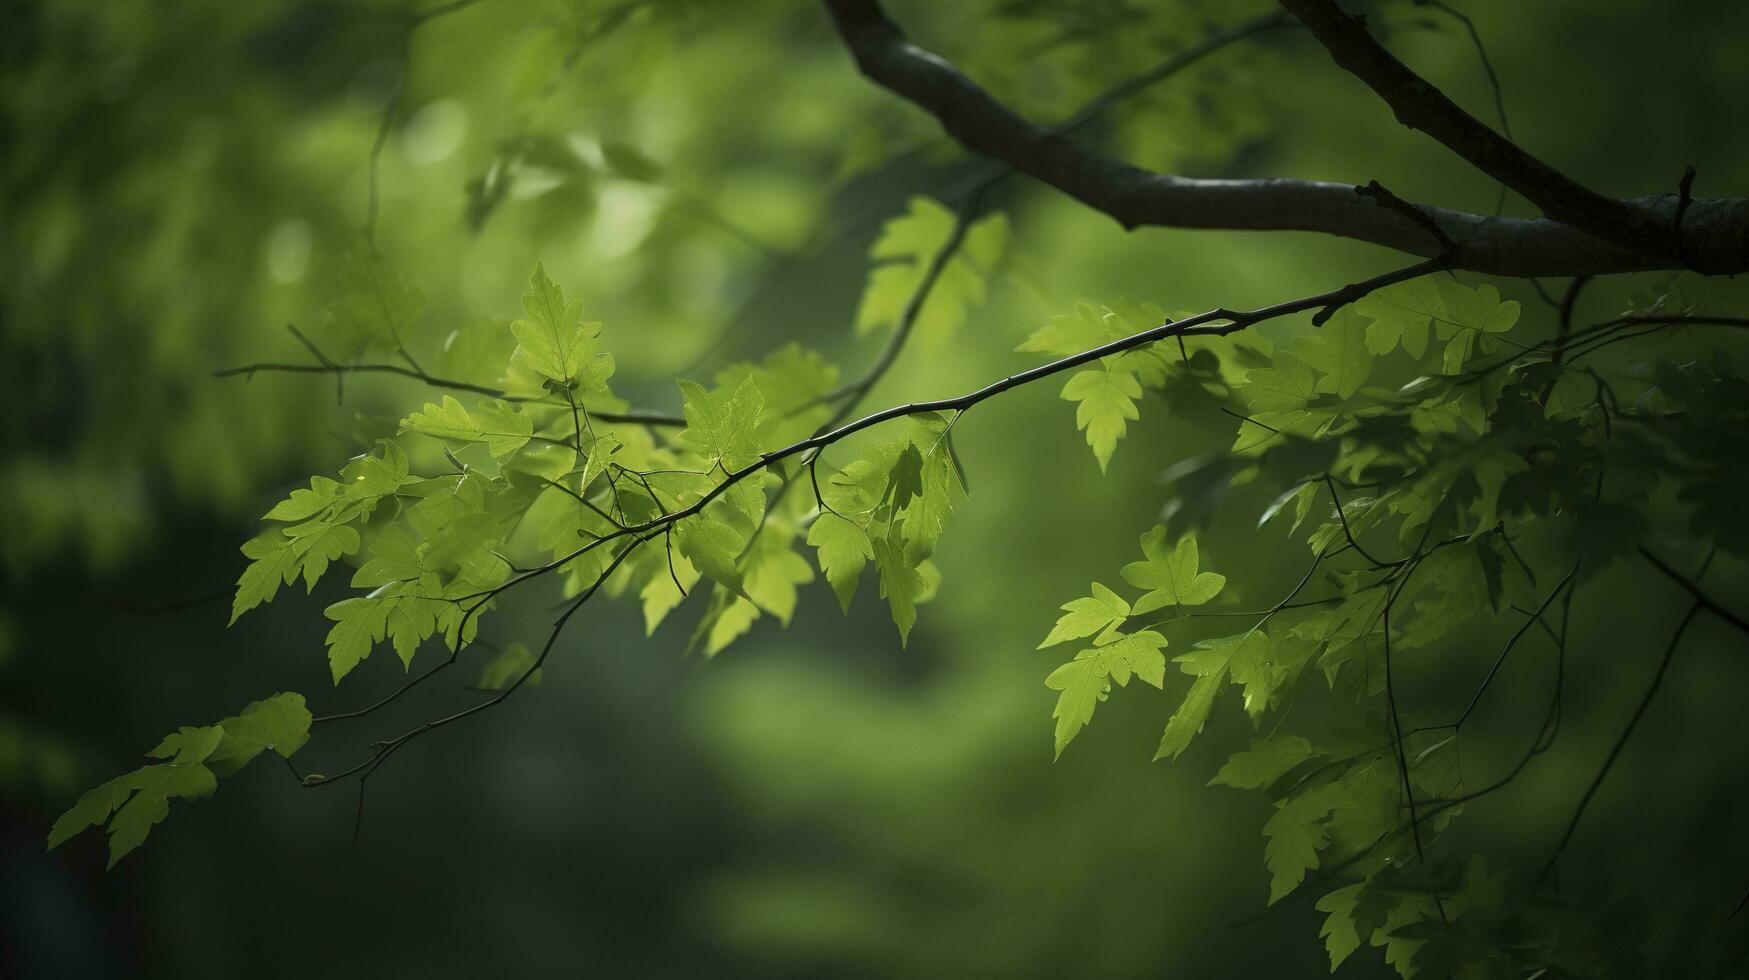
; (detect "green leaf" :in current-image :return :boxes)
[322,595,403,683]
[691,586,762,658]
[855,196,1008,344]
[1044,631,1167,758]
[1121,527,1226,615]
[1314,882,1367,970]
[1155,667,1223,761]
[46,776,134,850]
[324,248,424,354]
[146,725,225,765]
[739,522,815,626]
[1060,368,1142,471]
[230,532,300,624]
[883,444,926,512]
[678,376,765,471]
[1209,735,1317,790]
[1240,350,1319,412]
[1018,303,1126,357]
[871,534,926,646]
[1436,279,1519,336]
[401,395,534,460]
[714,344,840,447]
[106,764,218,867]
[1293,306,1372,399]
[230,522,362,624]
[294,523,360,591]
[477,641,543,690]
[807,512,873,611]
[512,263,612,388]
[262,476,343,522]
[676,516,750,599]
[1433,280,1519,374]
[48,692,311,861]
[342,440,415,504]
[639,547,700,634]
[1355,279,1443,359]
[1264,783,1340,903]
[1037,582,1131,648]
[1374,893,1441,977]
[211,692,313,769]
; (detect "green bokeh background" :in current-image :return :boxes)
[4,1,1748,976]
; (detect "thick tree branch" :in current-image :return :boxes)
[821,0,1749,277]
[1277,0,1668,259]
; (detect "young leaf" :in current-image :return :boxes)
[872,535,927,646]
[807,512,873,611]
[401,395,534,460]
[477,642,543,690]
[1314,881,1368,970]
[1121,527,1226,615]
[1018,303,1125,357]
[512,264,612,389]
[677,376,765,471]
[675,516,751,599]
[1209,735,1317,790]
[1293,307,1372,399]
[1264,783,1340,903]
[1355,279,1443,359]
[1037,582,1131,649]
[1044,631,1167,757]
[324,248,424,354]
[47,692,308,865]
[1060,368,1142,471]
[1155,664,1224,761]
[855,196,1008,344]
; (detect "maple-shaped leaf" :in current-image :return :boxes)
[1209,735,1317,790]
[1355,278,1443,359]
[1018,302,1127,357]
[807,511,873,611]
[401,395,534,460]
[512,264,613,389]
[1121,527,1226,615]
[1060,368,1141,471]
[1044,630,1167,758]
[1037,582,1131,648]
[323,248,423,355]
[855,196,1008,345]
[1293,306,1372,399]
[677,376,765,471]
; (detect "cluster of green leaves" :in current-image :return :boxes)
[1031,274,1749,977]
[47,693,311,867]
[49,253,976,859]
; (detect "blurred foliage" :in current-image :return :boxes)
[5,0,1749,978]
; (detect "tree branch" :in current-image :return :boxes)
[1638,546,1749,635]
[1277,0,1668,259]
[821,0,1749,276]
[215,326,685,427]
[1537,602,1703,885]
